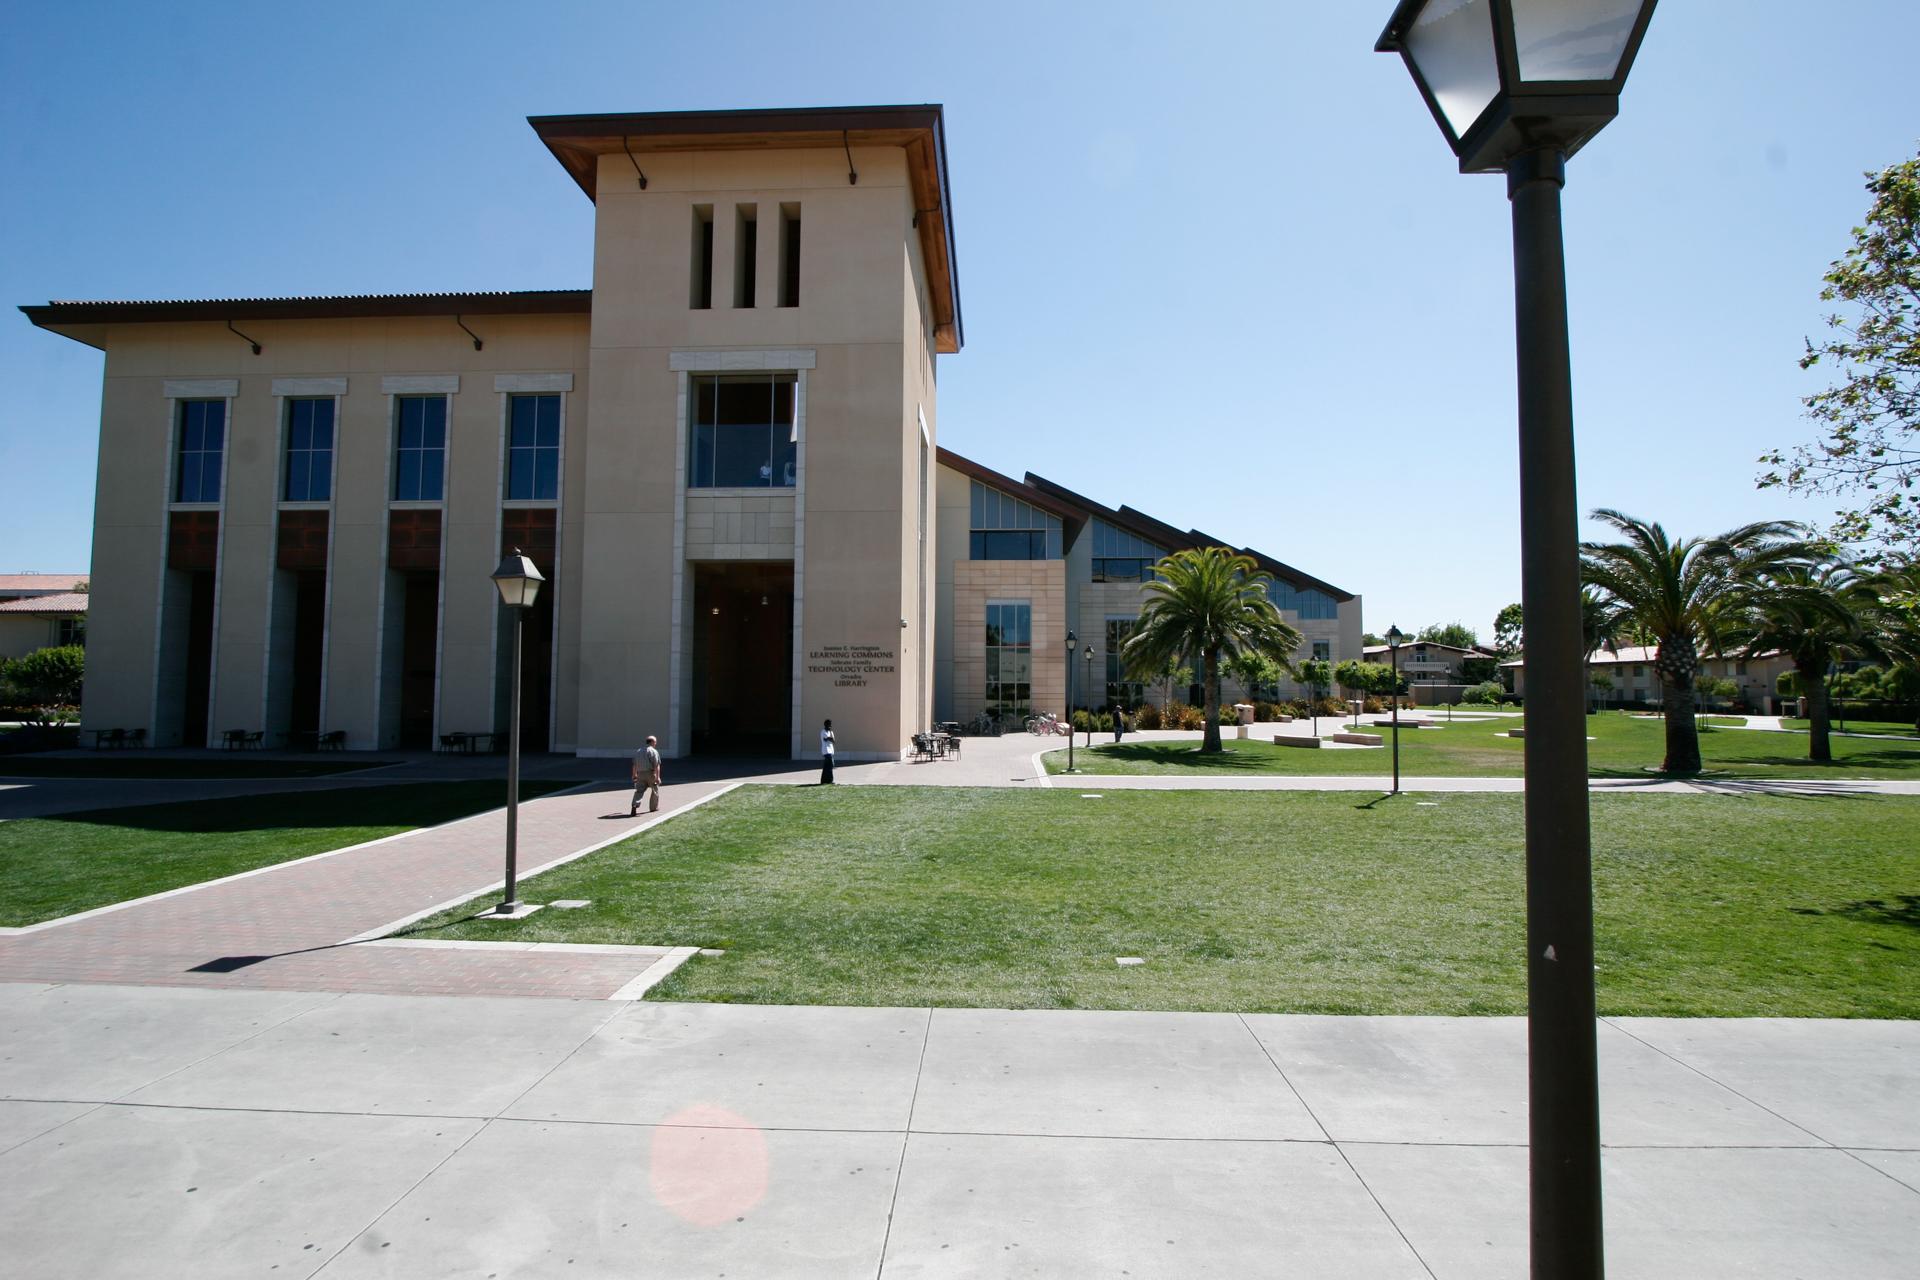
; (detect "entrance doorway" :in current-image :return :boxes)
[691,562,794,755]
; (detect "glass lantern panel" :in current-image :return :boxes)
[1404,0,1501,140]
[1512,0,1641,81]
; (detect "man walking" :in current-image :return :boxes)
[631,735,662,816]
[819,718,835,784]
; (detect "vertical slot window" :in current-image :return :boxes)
[733,204,757,308]
[690,204,714,309]
[282,398,335,502]
[175,399,226,503]
[778,203,801,307]
[394,395,448,500]
[506,394,561,500]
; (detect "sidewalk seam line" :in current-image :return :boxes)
[1236,1012,1439,1280]
[873,1005,934,1279]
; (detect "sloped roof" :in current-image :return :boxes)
[0,592,87,614]
[0,574,87,594]
[938,448,1354,602]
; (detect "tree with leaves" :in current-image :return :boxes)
[1579,588,1629,714]
[1123,547,1303,754]
[1492,602,1525,657]
[1227,650,1286,704]
[1417,622,1479,650]
[1759,149,1920,555]
[1294,657,1332,733]
[1580,510,1812,773]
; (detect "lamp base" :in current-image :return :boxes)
[486,902,544,920]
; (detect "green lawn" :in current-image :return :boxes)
[400,785,1920,1018]
[1044,712,1920,778]
[0,757,399,779]
[1780,718,1918,738]
[0,780,574,927]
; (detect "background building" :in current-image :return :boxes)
[0,574,87,660]
[1501,646,1794,712]
[23,104,1359,758]
[934,450,1360,725]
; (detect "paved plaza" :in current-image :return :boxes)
[2,741,1916,1275]
[1,984,1915,1278]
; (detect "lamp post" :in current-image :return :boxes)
[489,547,545,915]
[1387,625,1404,795]
[1084,643,1096,748]
[1376,4,1657,1277]
[1064,630,1077,772]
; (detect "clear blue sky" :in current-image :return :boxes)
[3,1,1913,641]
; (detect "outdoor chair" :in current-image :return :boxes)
[319,730,346,750]
[438,732,467,753]
[128,728,146,748]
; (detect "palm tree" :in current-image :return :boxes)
[1123,547,1303,753]
[1580,509,1811,774]
[1736,558,1885,762]
[1579,588,1628,713]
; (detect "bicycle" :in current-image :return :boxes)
[1026,712,1068,737]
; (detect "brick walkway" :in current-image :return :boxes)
[0,779,734,999]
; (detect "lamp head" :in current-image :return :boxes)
[1376,0,1657,173]
[1387,624,1405,648]
[490,548,545,609]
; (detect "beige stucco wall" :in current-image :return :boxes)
[950,560,1068,725]
[572,145,934,760]
[73,314,589,746]
[0,615,78,662]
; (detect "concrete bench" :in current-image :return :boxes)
[1331,732,1383,746]
[1272,734,1322,748]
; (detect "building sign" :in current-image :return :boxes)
[807,644,896,688]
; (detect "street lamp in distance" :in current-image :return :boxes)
[1084,643,1096,748]
[1064,630,1077,773]
[1386,624,1404,795]
[1375,4,1658,1278]
[489,547,545,916]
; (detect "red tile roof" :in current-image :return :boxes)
[0,592,88,614]
[0,574,86,593]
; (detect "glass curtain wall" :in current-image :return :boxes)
[984,600,1033,722]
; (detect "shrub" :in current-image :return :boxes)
[1,645,84,707]
[1314,696,1346,717]
[1462,681,1505,706]
[1133,703,1164,730]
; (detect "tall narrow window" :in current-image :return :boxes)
[506,394,560,500]
[733,204,757,308]
[282,398,335,502]
[778,203,801,307]
[690,204,714,309]
[394,395,448,500]
[984,601,1033,722]
[687,373,797,489]
[1105,617,1144,709]
[175,399,226,503]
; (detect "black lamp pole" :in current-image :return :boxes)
[1085,644,1096,747]
[1065,630,1076,773]
[1375,5,1659,1275]
[1387,625,1403,794]
[489,548,545,916]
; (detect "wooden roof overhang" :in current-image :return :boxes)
[529,105,963,354]
[20,290,593,350]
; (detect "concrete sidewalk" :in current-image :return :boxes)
[1,983,1913,1278]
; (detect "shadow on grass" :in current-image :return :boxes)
[1591,745,1920,779]
[0,758,400,780]
[48,780,580,833]
[1081,744,1275,772]
[1789,894,1920,931]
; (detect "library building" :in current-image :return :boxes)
[23,105,1361,761]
